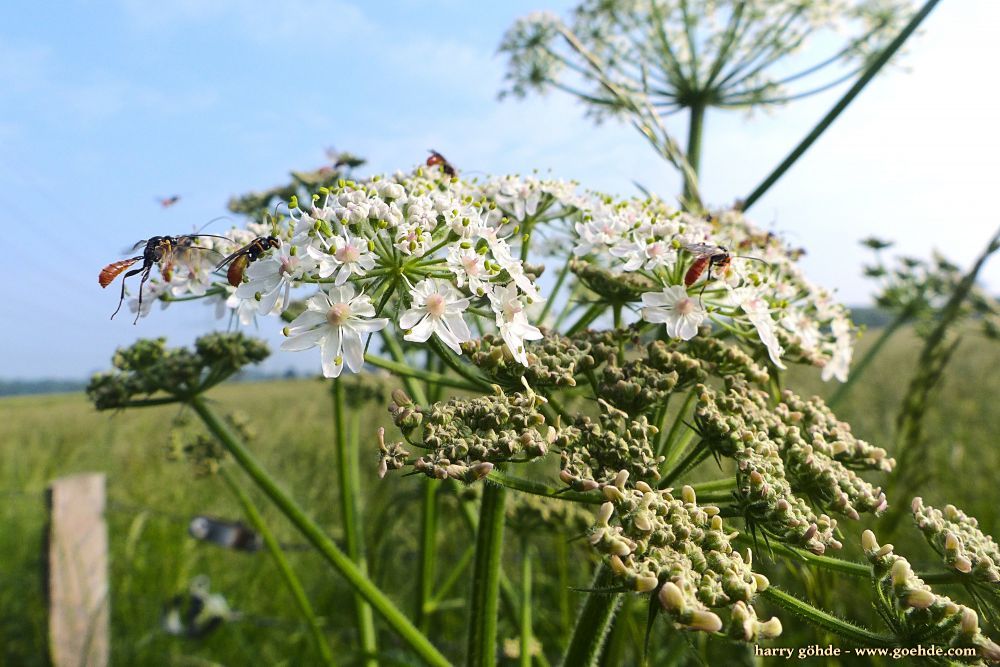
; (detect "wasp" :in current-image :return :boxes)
[188,515,262,553]
[682,242,768,293]
[158,195,181,208]
[426,149,456,177]
[99,234,226,323]
[215,235,281,287]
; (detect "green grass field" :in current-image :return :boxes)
[2,326,999,666]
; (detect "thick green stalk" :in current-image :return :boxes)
[561,563,622,667]
[333,380,378,667]
[659,441,710,488]
[539,259,573,325]
[188,395,449,667]
[741,0,942,211]
[827,312,908,409]
[683,102,706,206]
[761,587,894,646]
[416,479,439,631]
[520,541,533,667]
[466,481,508,667]
[219,468,336,667]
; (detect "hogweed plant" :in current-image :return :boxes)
[499,0,928,204]
[86,162,1000,665]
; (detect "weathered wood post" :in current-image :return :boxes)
[47,473,109,667]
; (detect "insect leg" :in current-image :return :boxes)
[111,265,147,320]
[132,265,154,325]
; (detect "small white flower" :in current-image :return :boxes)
[308,234,376,285]
[494,176,542,221]
[489,283,542,365]
[281,284,388,378]
[400,278,472,353]
[235,245,307,316]
[447,245,492,295]
[640,286,706,340]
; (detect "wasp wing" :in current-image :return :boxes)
[680,242,722,256]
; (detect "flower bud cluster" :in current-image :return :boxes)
[385,388,548,482]
[590,476,777,638]
[696,379,892,552]
[87,334,270,410]
[911,498,1000,583]
[462,330,598,389]
[557,401,663,489]
[570,258,655,303]
[862,530,1000,663]
[376,427,411,479]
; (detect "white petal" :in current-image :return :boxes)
[399,308,426,330]
[281,327,326,352]
[404,317,435,343]
[320,328,343,378]
[443,313,471,343]
[342,330,365,372]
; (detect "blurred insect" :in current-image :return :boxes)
[99,234,227,323]
[682,243,769,296]
[426,149,456,177]
[188,516,263,553]
[157,195,181,208]
[215,235,281,287]
[163,576,238,639]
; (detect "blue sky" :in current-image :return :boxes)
[1,0,998,379]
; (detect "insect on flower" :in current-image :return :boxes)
[99,234,227,323]
[426,149,456,177]
[683,243,768,290]
[214,235,282,287]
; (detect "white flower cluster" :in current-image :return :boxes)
[569,201,855,380]
[136,164,853,381]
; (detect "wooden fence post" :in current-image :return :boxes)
[47,473,109,667]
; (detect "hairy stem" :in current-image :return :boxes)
[561,563,622,667]
[761,587,894,646]
[520,539,534,667]
[466,481,508,667]
[333,380,378,666]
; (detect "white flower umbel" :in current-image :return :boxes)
[489,283,543,365]
[640,286,706,340]
[281,284,388,378]
[308,234,376,286]
[400,278,472,353]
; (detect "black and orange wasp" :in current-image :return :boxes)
[682,242,769,297]
[426,149,456,177]
[99,234,228,324]
[158,195,181,208]
[214,235,281,287]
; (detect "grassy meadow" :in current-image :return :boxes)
[2,325,999,666]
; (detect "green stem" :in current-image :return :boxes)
[379,331,429,405]
[561,563,621,667]
[539,260,573,325]
[658,388,697,458]
[219,468,336,667]
[827,313,908,408]
[760,587,894,646]
[520,540,534,667]
[416,479,439,631]
[689,477,736,494]
[189,395,449,667]
[741,0,942,211]
[659,441,710,488]
[566,303,606,336]
[466,481,507,667]
[486,470,603,505]
[366,353,481,393]
[333,380,378,667]
[683,102,706,207]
